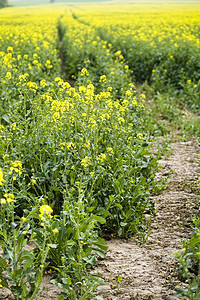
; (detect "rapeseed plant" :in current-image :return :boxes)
[1,2,189,297]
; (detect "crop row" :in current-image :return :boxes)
[72,3,200,111]
[0,5,162,299]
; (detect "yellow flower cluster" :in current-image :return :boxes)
[81,156,91,168]
[96,153,106,164]
[1,193,15,204]
[72,2,200,55]
[9,161,22,180]
[39,205,53,225]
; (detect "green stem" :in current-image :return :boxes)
[29,224,49,300]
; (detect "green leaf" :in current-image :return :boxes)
[0,240,5,247]
[114,203,123,210]
[21,284,29,297]
[0,257,7,269]
[188,235,200,248]
[109,195,114,202]
[95,237,108,251]
[93,215,106,224]
[52,164,59,172]
[92,237,108,256]
[48,244,58,249]
[66,240,76,246]
[63,277,71,285]
[57,295,64,300]
[19,251,34,268]
[87,206,96,213]
[175,288,188,297]
[117,276,123,283]
[120,222,127,227]
[5,249,13,261]
[2,114,9,123]
[17,234,25,252]
[91,248,105,258]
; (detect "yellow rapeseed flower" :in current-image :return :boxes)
[21,217,27,223]
[81,156,91,167]
[0,168,4,186]
[100,75,107,83]
[137,133,143,139]
[4,193,15,203]
[39,205,53,217]
[80,68,89,77]
[1,199,6,205]
[5,72,12,80]
[7,46,13,52]
[96,153,106,163]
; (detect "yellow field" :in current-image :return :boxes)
[0,1,200,298]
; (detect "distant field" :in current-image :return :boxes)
[8,0,109,6]
[8,0,200,8]
[9,0,49,6]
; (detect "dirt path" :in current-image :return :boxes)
[96,141,200,300]
[0,141,199,300]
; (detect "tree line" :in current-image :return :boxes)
[0,0,8,8]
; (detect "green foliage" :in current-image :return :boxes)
[0,8,163,297]
[175,214,200,299]
[175,157,200,298]
[58,16,132,98]
[0,200,48,299]
[0,166,107,299]
[84,17,200,113]
[4,3,200,298]
[0,0,7,8]
[50,200,106,299]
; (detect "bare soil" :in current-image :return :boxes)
[95,140,200,300]
[0,140,200,300]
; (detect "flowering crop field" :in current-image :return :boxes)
[0,1,200,299]
[64,1,200,110]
